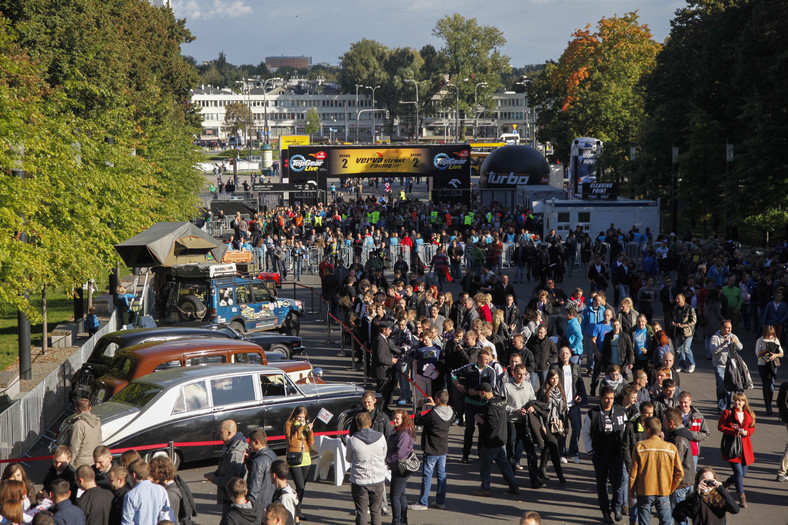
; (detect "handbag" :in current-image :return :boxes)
[720,433,742,459]
[287,441,305,466]
[397,450,421,476]
[549,417,566,436]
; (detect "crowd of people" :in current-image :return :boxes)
[3,193,788,525]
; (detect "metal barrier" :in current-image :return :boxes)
[336,245,353,267]
[306,246,323,274]
[0,312,118,461]
[625,242,643,269]
[390,244,410,267]
[501,242,515,268]
[417,244,436,265]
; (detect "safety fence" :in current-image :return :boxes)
[0,312,118,461]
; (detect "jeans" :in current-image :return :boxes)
[514,263,526,282]
[714,365,730,411]
[676,336,695,369]
[390,471,409,523]
[636,495,672,525]
[727,461,749,495]
[351,482,384,525]
[758,364,776,411]
[480,446,518,490]
[560,403,582,457]
[418,454,447,506]
[293,259,303,280]
[671,486,693,525]
[592,453,624,514]
[397,357,412,403]
[507,421,523,464]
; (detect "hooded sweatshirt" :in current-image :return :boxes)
[346,427,387,486]
[220,499,264,525]
[70,412,102,470]
[415,405,454,456]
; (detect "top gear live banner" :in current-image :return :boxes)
[285,144,471,190]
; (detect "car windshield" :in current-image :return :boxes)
[112,382,161,408]
[90,340,120,361]
[107,356,136,381]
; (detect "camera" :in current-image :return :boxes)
[703,479,716,488]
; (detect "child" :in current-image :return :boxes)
[85,307,99,337]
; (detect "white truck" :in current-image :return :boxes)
[542,198,661,239]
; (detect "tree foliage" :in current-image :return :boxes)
[530,12,660,177]
[0,1,203,317]
[304,108,320,139]
[224,102,251,137]
[636,0,788,239]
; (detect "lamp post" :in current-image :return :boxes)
[473,81,487,141]
[365,85,380,143]
[355,84,362,143]
[515,78,533,146]
[404,79,419,143]
[262,77,282,144]
[446,83,459,142]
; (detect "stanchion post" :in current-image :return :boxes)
[168,441,174,463]
[325,310,332,343]
[363,347,369,389]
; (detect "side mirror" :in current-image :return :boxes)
[312,367,324,378]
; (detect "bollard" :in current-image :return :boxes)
[325,311,332,343]
[309,288,316,314]
[168,441,175,463]
[315,295,325,323]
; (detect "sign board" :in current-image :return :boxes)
[252,182,292,192]
[580,182,618,200]
[279,135,310,159]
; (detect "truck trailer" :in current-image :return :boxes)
[542,198,661,240]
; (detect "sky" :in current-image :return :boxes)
[174,0,685,68]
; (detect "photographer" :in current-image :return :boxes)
[672,467,739,525]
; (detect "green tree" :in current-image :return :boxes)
[531,12,660,179]
[431,14,510,117]
[304,107,320,140]
[224,102,251,138]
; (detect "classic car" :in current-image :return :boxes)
[88,338,322,405]
[57,364,367,466]
[71,326,306,401]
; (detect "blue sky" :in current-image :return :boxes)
[174,0,683,67]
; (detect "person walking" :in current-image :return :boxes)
[385,409,415,525]
[245,428,278,508]
[346,412,388,525]
[710,320,743,412]
[663,407,696,521]
[582,386,628,523]
[754,325,783,415]
[672,294,698,373]
[409,391,453,511]
[628,417,684,525]
[473,382,520,497]
[537,369,567,484]
[284,406,315,522]
[718,392,756,508]
[372,320,398,411]
[451,348,499,463]
[204,420,247,516]
[672,467,740,525]
[550,346,587,464]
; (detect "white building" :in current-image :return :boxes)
[190,84,537,143]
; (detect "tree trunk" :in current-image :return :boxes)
[42,286,48,355]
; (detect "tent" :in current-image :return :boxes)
[115,222,228,267]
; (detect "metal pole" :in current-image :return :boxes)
[355,84,361,143]
[474,82,487,141]
[405,79,419,143]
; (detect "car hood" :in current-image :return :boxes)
[298,382,364,397]
[91,402,142,443]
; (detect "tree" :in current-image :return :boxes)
[338,39,390,94]
[431,14,510,116]
[531,12,660,179]
[224,102,251,138]
[304,107,320,140]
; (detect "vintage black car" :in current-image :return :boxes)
[58,365,367,467]
[71,326,305,400]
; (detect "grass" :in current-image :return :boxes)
[0,290,76,371]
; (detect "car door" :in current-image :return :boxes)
[249,282,279,331]
[258,372,304,446]
[163,379,215,462]
[209,373,263,452]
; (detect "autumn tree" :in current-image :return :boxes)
[224,102,252,138]
[531,12,660,180]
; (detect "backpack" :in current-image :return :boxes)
[723,348,753,392]
[174,474,198,524]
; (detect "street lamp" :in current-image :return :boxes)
[355,84,362,143]
[473,81,488,141]
[515,78,533,146]
[404,79,419,143]
[365,85,380,143]
[263,77,282,144]
[446,83,459,142]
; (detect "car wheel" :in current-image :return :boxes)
[230,320,246,334]
[177,295,206,322]
[283,313,300,336]
[147,449,181,469]
[268,344,291,359]
[337,411,357,443]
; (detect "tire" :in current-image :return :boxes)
[177,295,206,322]
[268,344,290,359]
[230,320,246,334]
[147,449,181,469]
[283,313,300,336]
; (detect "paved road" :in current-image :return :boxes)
[25,235,787,524]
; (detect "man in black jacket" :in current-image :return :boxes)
[551,347,587,463]
[245,428,277,508]
[409,391,454,510]
[75,466,112,525]
[49,479,85,525]
[372,321,397,411]
[107,465,130,525]
[527,325,558,388]
[582,386,628,523]
[473,382,519,497]
[601,320,635,382]
[664,407,696,512]
[220,478,264,525]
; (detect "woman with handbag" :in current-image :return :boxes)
[385,409,416,525]
[717,392,755,508]
[672,467,740,525]
[537,369,567,484]
[754,325,783,415]
[284,406,314,522]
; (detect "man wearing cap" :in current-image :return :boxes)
[372,320,398,411]
[473,382,520,497]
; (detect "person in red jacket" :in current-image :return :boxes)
[717,392,756,508]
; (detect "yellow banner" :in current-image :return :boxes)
[329,147,429,175]
[279,135,310,151]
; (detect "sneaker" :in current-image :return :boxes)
[381,506,390,516]
[614,511,623,522]
[560,456,568,464]
[776,474,788,482]
[571,456,581,464]
[513,464,524,471]
[397,399,409,406]
[430,502,446,509]
[408,504,428,511]
[473,489,492,497]
[675,367,684,373]
[687,365,695,373]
